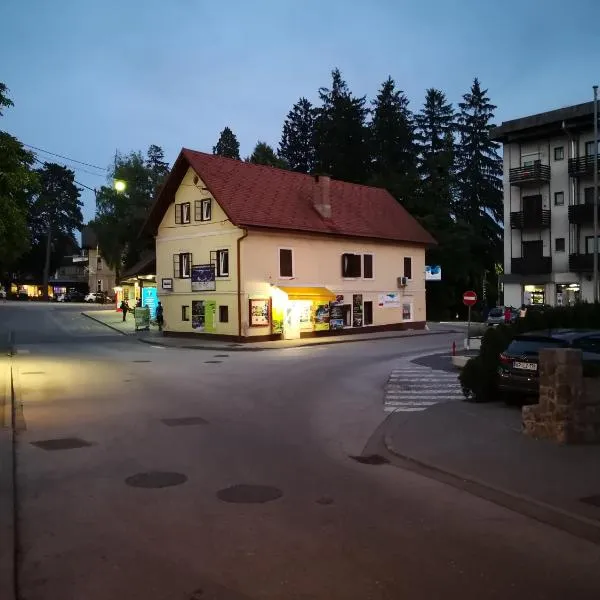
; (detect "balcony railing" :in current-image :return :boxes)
[569,253,597,273]
[510,209,551,229]
[568,203,600,225]
[509,163,551,186]
[511,256,552,275]
[568,155,600,178]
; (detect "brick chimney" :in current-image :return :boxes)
[313,174,331,219]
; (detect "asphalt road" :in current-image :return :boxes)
[1,303,600,599]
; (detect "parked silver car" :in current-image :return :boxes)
[487,306,517,326]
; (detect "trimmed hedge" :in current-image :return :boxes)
[459,302,600,401]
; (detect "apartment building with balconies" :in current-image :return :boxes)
[491,101,599,307]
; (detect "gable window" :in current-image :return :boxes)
[403,257,412,280]
[175,202,191,224]
[342,253,362,278]
[216,249,229,277]
[173,252,192,278]
[195,199,212,222]
[554,191,564,206]
[555,237,565,252]
[554,147,564,161]
[219,305,229,322]
[363,254,373,279]
[279,248,294,278]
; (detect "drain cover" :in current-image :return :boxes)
[350,454,390,465]
[31,438,92,451]
[204,360,222,364]
[161,417,208,427]
[217,484,283,504]
[125,471,188,488]
[581,495,600,507]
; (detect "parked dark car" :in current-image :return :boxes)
[498,329,600,400]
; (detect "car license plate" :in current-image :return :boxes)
[513,361,537,371]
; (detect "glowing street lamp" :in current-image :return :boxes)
[114,179,126,192]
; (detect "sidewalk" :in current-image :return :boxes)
[383,400,600,542]
[82,310,459,351]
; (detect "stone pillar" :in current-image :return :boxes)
[522,348,598,444]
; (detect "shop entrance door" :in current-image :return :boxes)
[283,301,301,340]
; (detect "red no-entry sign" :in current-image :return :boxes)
[463,290,477,306]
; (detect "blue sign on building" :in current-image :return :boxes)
[141,287,158,319]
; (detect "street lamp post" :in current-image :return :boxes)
[594,85,599,303]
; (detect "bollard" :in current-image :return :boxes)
[452,341,456,356]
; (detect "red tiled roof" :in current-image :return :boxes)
[145,148,436,246]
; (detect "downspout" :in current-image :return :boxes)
[237,228,249,339]
[562,120,578,288]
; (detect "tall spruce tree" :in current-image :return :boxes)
[454,78,503,301]
[279,98,316,173]
[369,76,419,204]
[414,88,456,218]
[314,69,370,183]
[212,127,240,160]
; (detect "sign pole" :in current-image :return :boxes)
[467,305,471,350]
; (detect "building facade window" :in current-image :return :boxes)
[555,238,565,252]
[97,279,102,292]
[219,305,229,322]
[182,305,190,321]
[553,147,564,160]
[585,140,599,156]
[216,249,229,277]
[173,253,192,278]
[175,202,191,224]
[279,248,294,278]
[363,254,373,279]
[195,199,212,221]
[554,191,564,206]
[586,236,600,254]
[403,257,412,280]
[584,187,600,205]
[342,253,362,278]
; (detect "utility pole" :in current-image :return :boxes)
[594,85,599,303]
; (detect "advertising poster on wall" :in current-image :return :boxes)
[204,300,216,333]
[191,265,216,292]
[249,298,270,326]
[134,307,150,331]
[329,302,345,330]
[192,300,205,331]
[272,305,284,334]
[314,303,330,331]
[425,265,442,281]
[402,302,413,321]
[352,294,363,327]
[378,292,401,308]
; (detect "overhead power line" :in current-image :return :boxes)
[22,143,109,172]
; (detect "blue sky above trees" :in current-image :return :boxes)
[1,0,598,222]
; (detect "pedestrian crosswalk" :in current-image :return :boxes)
[384,363,464,413]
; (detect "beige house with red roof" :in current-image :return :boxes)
[144,149,435,340]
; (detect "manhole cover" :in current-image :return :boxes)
[214,354,229,358]
[21,371,45,375]
[350,454,390,465]
[217,484,283,504]
[133,360,151,363]
[161,417,209,427]
[31,438,93,451]
[581,495,600,507]
[204,360,222,364]
[125,471,188,488]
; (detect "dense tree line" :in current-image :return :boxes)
[214,69,503,318]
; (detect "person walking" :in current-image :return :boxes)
[120,299,129,322]
[504,306,512,324]
[156,301,164,332]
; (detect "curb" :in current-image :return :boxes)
[136,329,461,352]
[383,434,600,546]
[81,312,129,336]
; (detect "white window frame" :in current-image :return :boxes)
[342,252,374,280]
[278,247,295,279]
[553,146,564,161]
[216,249,229,278]
[195,199,212,222]
[174,252,192,279]
[554,191,564,206]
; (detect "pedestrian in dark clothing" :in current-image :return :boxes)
[156,301,164,332]
[120,300,129,322]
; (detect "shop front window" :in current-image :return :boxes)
[523,285,545,305]
[556,284,580,306]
